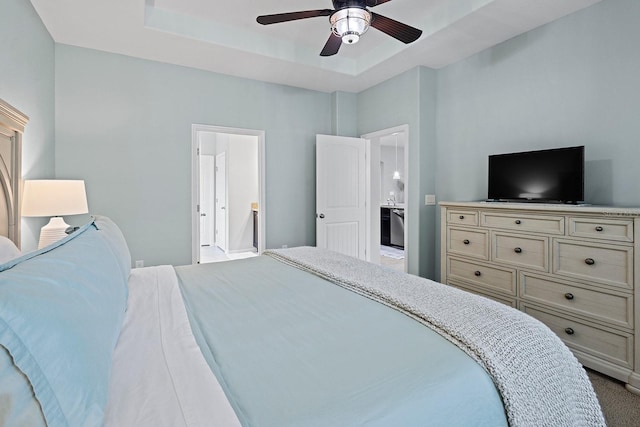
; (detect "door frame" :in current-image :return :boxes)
[214,151,227,253]
[191,124,266,264]
[362,124,409,273]
[199,154,215,246]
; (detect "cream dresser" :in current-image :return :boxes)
[440,201,640,394]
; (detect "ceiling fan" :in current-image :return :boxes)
[256,0,423,57]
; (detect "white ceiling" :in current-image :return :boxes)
[30,0,600,93]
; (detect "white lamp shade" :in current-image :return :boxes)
[22,180,89,217]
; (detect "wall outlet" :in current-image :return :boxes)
[425,195,436,205]
[135,260,144,268]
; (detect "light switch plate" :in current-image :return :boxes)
[425,195,436,205]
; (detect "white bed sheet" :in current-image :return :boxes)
[104,265,240,427]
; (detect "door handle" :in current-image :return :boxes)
[221,207,226,210]
[318,213,325,219]
[201,213,206,217]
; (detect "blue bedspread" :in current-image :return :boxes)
[175,256,507,427]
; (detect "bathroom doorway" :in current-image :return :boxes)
[191,125,266,264]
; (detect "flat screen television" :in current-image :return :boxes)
[487,146,584,204]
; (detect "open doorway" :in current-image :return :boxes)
[191,125,266,264]
[363,125,408,272]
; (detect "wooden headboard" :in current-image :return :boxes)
[0,98,28,249]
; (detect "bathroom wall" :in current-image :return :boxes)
[380,145,405,204]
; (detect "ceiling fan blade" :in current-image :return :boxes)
[366,0,392,7]
[320,34,342,56]
[370,12,422,44]
[257,9,333,25]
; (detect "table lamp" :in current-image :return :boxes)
[22,180,89,249]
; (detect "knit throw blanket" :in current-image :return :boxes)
[265,247,605,427]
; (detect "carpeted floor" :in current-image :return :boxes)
[587,369,640,426]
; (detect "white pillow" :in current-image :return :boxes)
[0,236,21,264]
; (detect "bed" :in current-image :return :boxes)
[0,99,605,427]
[0,214,606,427]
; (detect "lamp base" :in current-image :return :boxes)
[38,217,71,249]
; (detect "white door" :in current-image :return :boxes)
[199,155,215,246]
[215,152,227,252]
[316,134,367,260]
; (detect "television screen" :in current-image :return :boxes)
[488,146,584,204]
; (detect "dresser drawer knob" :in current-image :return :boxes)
[474,270,482,277]
[595,226,604,232]
[514,247,522,254]
[564,327,575,335]
[564,293,574,300]
[515,220,522,225]
[584,258,595,266]
[463,239,470,245]
[459,215,465,220]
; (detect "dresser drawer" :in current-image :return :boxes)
[447,210,479,226]
[447,257,516,295]
[568,217,634,242]
[553,239,633,289]
[492,232,548,271]
[481,212,565,234]
[447,227,488,259]
[440,202,640,387]
[520,272,633,329]
[448,280,517,308]
[522,304,633,369]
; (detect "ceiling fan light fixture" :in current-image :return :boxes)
[330,8,371,44]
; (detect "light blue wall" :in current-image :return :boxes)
[437,0,640,206]
[8,0,637,277]
[418,67,438,279]
[434,0,640,277]
[331,91,358,137]
[54,45,332,266]
[357,68,439,278]
[0,0,55,250]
